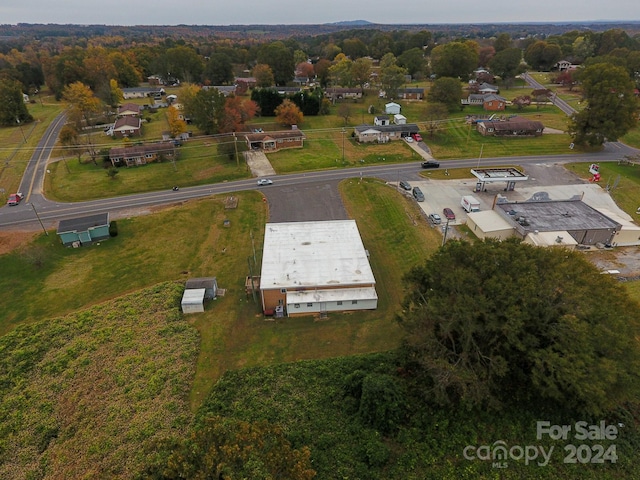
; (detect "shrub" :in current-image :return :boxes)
[109,221,118,237]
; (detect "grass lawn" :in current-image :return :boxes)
[45,139,249,201]
[0,177,442,412]
[564,161,640,216]
[425,119,576,159]
[0,101,64,198]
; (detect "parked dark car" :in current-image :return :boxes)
[443,207,456,220]
[412,187,425,202]
[399,180,411,191]
[421,160,440,169]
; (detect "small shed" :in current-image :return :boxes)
[393,114,407,125]
[374,115,390,126]
[185,277,218,299]
[57,213,110,246]
[181,288,206,314]
[385,102,401,115]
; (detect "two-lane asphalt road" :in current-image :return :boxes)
[1,107,638,231]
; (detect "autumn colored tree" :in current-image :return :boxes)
[166,105,187,138]
[512,95,532,110]
[253,63,275,88]
[555,70,576,90]
[219,96,258,133]
[62,81,101,129]
[275,99,303,127]
[328,53,353,87]
[58,124,83,162]
[295,61,315,79]
[142,416,316,479]
[351,57,373,88]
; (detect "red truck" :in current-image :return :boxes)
[7,192,24,206]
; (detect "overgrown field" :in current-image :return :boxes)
[198,352,640,479]
[0,282,199,479]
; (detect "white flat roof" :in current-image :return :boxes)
[181,288,205,304]
[287,287,378,303]
[468,210,514,232]
[525,230,578,247]
[261,220,375,289]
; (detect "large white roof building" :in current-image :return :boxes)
[260,220,377,316]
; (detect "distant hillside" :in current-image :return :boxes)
[0,21,639,42]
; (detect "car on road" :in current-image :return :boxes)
[399,180,411,191]
[7,192,24,206]
[421,160,440,169]
[443,207,456,220]
[412,133,423,142]
[429,213,442,224]
[257,178,273,186]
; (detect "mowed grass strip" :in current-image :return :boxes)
[0,191,267,336]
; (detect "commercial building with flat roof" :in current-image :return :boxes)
[496,199,621,245]
[260,220,377,316]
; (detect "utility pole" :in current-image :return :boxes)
[442,219,450,246]
[233,133,239,167]
[477,144,484,169]
[31,203,48,236]
[341,128,345,163]
[16,118,27,143]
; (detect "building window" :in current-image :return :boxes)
[337,301,343,306]
[280,288,287,293]
[352,300,358,305]
[307,303,313,307]
[294,303,300,308]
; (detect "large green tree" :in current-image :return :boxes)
[569,62,639,146]
[379,53,407,99]
[398,239,640,415]
[524,41,562,71]
[427,77,462,112]
[398,47,427,79]
[488,47,523,87]
[0,77,33,127]
[430,41,478,79]
[257,41,295,86]
[183,87,226,135]
[203,53,234,85]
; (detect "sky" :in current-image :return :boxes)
[1,0,639,26]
